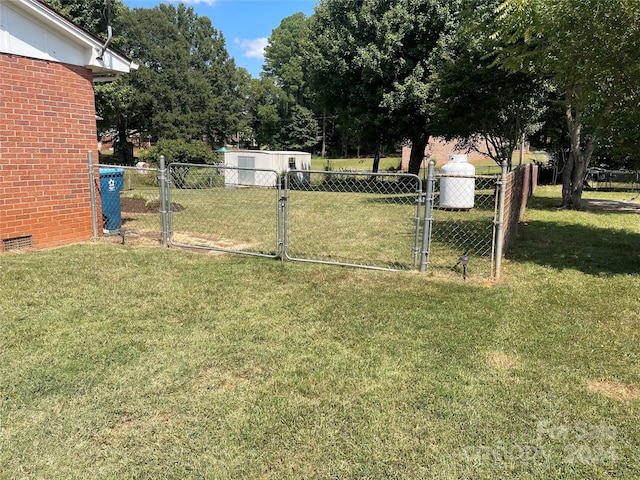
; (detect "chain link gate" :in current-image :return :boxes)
[166,163,282,258]
[283,170,423,271]
[158,159,510,278]
[90,154,521,279]
[164,164,423,271]
[420,160,503,279]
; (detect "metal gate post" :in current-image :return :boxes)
[88,150,99,240]
[420,161,436,273]
[280,172,289,260]
[493,160,508,279]
[412,180,424,269]
[159,155,168,246]
[276,174,285,260]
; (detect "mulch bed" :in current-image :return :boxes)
[121,197,184,213]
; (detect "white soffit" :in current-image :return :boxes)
[0,0,136,79]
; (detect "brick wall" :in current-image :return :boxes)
[0,54,98,250]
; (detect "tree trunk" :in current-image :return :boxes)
[561,141,597,210]
[115,113,133,165]
[407,135,429,176]
[561,149,575,208]
[372,145,381,173]
[561,101,597,210]
[321,111,326,158]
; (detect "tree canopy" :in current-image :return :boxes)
[114,4,241,145]
[45,0,640,183]
[308,0,461,173]
[45,0,124,37]
[433,0,548,170]
[494,0,640,208]
[263,12,312,107]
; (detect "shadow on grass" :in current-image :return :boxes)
[508,219,640,276]
[529,195,640,215]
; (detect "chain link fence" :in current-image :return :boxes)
[425,172,500,279]
[166,163,281,257]
[284,170,423,271]
[586,168,640,192]
[88,154,537,279]
[91,160,162,246]
[420,161,537,279]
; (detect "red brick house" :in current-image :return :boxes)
[400,138,531,170]
[0,0,135,251]
[400,138,490,170]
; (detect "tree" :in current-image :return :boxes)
[94,80,153,163]
[262,13,320,152]
[495,0,640,208]
[263,13,312,107]
[594,109,640,171]
[44,0,126,37]
[279,105,320,150]
[243,77,288,149]
[433,0,548,170]
[308,0,461,174]
[112,4,242,148]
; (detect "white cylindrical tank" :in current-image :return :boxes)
[439,154,475,209]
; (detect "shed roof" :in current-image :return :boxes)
[227,150,312,156]
[0,0,136,81]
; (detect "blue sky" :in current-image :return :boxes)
[123,0,317,77]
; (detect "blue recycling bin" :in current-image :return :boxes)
[99,168,124,231]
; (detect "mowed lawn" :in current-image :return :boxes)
[1,186,639,479]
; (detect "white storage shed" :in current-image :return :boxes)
[223,150,311,187]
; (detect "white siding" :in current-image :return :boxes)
[223,150,311,187]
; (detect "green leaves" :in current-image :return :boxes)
[104,3,242,147]
[309,0,461,160]
[259,13,320,150]
[431,0,550,168]
[494,0,640,205]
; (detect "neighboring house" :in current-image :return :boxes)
[400,138,490,171]
[0,0,135,251]
[400,137,531,170]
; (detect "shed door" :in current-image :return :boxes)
[238,156,255,185]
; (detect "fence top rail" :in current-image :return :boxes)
[99,163,158,173]
[168,162,281,175]
[299,169,421,180]
[437,173,499,180]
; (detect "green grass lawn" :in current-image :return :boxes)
[311,156,402,172]
[1,186,639,479]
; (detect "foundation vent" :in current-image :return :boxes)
[2,235,33,252]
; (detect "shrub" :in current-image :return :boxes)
[139,139,215,165]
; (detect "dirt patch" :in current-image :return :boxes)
[172,232,255,251]
[484,351,519,370]
[120,196,184,213]
[581,199,640,214]
[586,378,640,401]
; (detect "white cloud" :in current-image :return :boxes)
[235,37,269,59]
[179,0,216,5]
